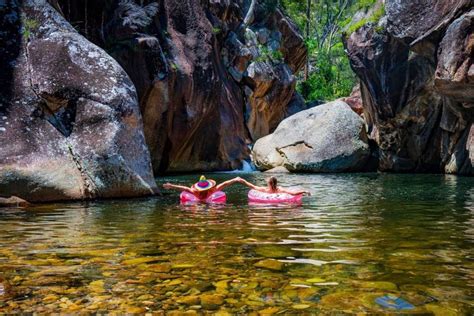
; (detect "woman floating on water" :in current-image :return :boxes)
[163,175,310,204]
[163,175,242,203]
[237,176,311,196]
[238,176,311,204]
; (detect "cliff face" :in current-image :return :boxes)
[1,0,470,203]
[49,0,307,173]
[344,0,473,174]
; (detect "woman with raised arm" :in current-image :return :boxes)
[163,175,242,203]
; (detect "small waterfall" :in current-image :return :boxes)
[221,160,257,173]
[238,160,257,172]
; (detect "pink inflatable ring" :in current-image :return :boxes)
[180,191,226,204]
[248,189,303,204]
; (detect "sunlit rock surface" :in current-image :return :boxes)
[252,101,370,172]
[435,9,474,103]
[341,84,364,115]
[0,0,157,202]
[385,0,473,53]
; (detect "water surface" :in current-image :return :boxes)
[0,173,473,314]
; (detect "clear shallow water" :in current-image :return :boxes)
[0,173,473,314]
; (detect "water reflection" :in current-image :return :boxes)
[0,173,472,313]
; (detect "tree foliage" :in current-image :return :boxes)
[117,0,159,31]
[280,0,380,102]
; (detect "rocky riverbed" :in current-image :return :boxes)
[0,173,473,314]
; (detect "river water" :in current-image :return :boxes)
[0,173,473,314]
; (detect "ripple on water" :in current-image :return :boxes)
[0,173,473,313]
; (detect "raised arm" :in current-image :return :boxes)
[215,177,243,191]
[162,183,193,193]
[237,178,267,191]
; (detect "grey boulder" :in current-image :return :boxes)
[252,101,370,172]
[0,0,157,202]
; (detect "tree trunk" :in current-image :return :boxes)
[243,0,257,28]
[84,0,88,36]
[304,0,311,80]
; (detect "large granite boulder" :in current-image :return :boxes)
[252,101,370,172]
[270,9,307,73]
[138,0,251,172]
[0,0,157,202]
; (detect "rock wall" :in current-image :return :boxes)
[0,0,157,202]
[50,0,307,173]
[344,1,473,175]
[0,0,307,201]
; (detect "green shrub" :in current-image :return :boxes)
[297,49,355,102]
[255,43,284,64]
[22,18,38,41]
[346,5,385,34]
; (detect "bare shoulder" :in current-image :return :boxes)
[252,186,270,192]
[277,187,297,194]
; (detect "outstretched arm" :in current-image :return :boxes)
[237,178,267,191]
[278,187,311,196]
[162,183,193,193]
[215,177,243,191]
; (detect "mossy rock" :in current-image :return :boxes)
[148,263,172,273]
[319,291,384,312]
[255,245,298,258]
[292,304,311,310]
[258,306,280,315]
[425,302,470,316]
[254,259,284,271]
[200,294,225,310]
[176,295,200,306]
[121,257,159,266]
[353,281,398,291]
[306,277,326,283]
[171,263,195,269]
[88,280,106,294]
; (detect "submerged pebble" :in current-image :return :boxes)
[254,259,284,271]
[0,174,472,313]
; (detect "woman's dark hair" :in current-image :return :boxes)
[267,176,277,192]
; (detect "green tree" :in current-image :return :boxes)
[280,0,379,102]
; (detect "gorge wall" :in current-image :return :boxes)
[0,0,307,202]
[1,0,472,203]
[49,0,307,173]
[344,0,473,175]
